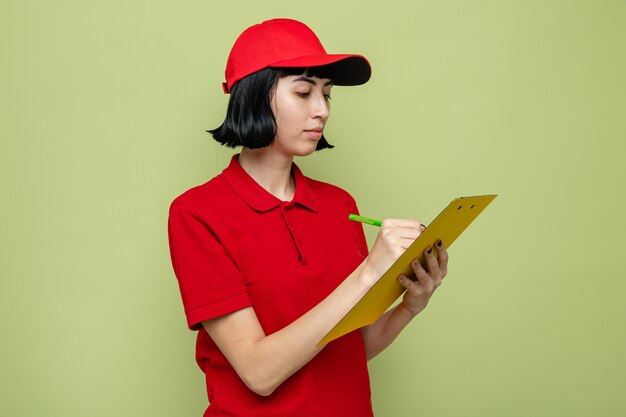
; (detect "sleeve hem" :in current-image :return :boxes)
[185,290,252,331]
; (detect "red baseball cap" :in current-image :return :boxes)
[222,18,371,93]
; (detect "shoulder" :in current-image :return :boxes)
[169,173,232,215]
[305,176,358,209]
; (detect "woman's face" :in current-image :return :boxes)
[270,73,333,157]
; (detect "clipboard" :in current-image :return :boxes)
[318,194,497,346]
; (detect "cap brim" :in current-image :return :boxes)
[270,54,371,86]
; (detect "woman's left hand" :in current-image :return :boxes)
[397,240,449,316]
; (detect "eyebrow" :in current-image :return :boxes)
[292,76,333,87]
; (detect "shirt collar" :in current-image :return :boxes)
[222,154,318,213]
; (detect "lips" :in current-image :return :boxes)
[304,128,323,140]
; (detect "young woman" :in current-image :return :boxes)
[168,18,448,417]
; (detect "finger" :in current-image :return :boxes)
[379,224,417,242]
[398,274,423,296]
[411,259,434,292]
[385,229,421,242]
[382,218,423,230]
[398,228,422,240]
[399,237,419,250]
[423,246,440,277]
[435,240,449,277]
[407,218,427,234]
[381,220,425,242]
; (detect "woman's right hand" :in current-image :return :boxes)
[362,219,426,284]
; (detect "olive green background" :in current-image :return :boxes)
[1,1,625,416]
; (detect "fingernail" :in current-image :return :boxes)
[398,275,406,282]
[412,260,420,268]
[426,247,432,255]
[437,240,442,248]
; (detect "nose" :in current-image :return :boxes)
[311,93,329,120]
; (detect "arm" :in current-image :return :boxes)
[361,240,449,361]
[202,219,424,397]
[202,261,373,396]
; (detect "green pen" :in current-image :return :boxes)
[348,214,382,227]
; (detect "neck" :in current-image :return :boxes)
[238,148,295,201]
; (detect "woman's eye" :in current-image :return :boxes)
[324,94,332,101]
[297,92,310,98]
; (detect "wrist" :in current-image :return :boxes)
[397,301,421,319]
[358,259,381,288]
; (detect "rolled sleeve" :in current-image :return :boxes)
[168,202,252,330]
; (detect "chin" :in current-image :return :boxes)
[277,137,319,157]
[294,144,318,157]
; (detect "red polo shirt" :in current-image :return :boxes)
[168,155,373,417]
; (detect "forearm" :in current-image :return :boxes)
[361,303,417,361]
